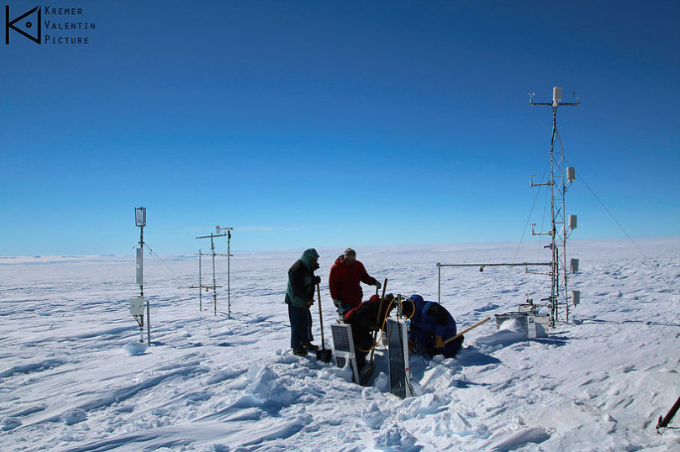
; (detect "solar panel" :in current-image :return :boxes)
[331,323,359,384]
[387,318,414,399]
[331,323,353,352]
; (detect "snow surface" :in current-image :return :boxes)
[1,238,679,451]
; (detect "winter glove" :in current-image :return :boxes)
[375,280,382,290]
[306,300,315,307]
[313,275,321,285]
[435,336,445,349]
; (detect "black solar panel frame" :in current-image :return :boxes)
[387,318,408,398]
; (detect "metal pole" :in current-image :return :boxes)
[550,107,558,327]
[140,226,144,299]
[211,234,217,316]
[141,225,150,345]
[562,135,569,325]
[198,250,202,311]
[139,228,144,343]
[146,293,151,345]
[437,263,441,304]
[227,231,231,319]
[195,231,228,316]
[436,262,551,268]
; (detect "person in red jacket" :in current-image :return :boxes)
[329,248,381,319]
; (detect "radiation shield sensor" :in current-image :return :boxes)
[135,207,146,227]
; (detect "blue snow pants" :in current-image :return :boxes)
[288,303,313,349]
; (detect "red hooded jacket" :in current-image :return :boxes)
[329,255,377,307]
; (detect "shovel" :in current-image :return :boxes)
[315,284,333,363]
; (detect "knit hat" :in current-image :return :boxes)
[302,248,319,261]
[344,248,356,257]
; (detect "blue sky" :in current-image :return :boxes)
[1,0,678,255]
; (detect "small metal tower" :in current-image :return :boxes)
[192,226,233,318]
[529,87,579,326]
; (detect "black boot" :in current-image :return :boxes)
[302,342,319,351]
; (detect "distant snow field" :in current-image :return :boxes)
[1,238,679,451]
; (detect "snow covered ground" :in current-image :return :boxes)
[1,238,679,451]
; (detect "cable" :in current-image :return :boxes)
[356,298,396,353]
[514,178,542,264]
[514,158,551,264]
[356,296,414,354]
[564,158,647,259]
[538,182,550,262]
[143,242,183,279]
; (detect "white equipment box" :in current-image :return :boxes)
[495,311,549,339]
[130,296,145,316]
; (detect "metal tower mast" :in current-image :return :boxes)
[194,232,227,316]
[530,87,579,326]
[193,226,233,318]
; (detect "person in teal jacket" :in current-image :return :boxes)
[285,248,321,356]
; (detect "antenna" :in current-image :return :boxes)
[530,87,580,326]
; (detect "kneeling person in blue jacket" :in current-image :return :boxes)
[401,294,463,358]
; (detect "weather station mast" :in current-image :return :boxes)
[529,87,580,326]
